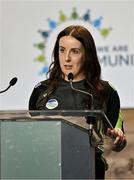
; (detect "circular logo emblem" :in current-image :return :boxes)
[46,99,58,109]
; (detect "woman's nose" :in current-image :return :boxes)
[65,51,71,62]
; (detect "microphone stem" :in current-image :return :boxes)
[0,85,10,94]
[70,81,94,110]
[69,79,98,147]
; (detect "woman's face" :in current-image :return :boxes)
[59,36,85,81]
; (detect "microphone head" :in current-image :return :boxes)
[68,73,74,81]
[9,77,18,86]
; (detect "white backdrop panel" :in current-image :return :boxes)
[0,0,134,110]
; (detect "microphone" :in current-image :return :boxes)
[0,77,18,94]
[68,73,96,139]
[67,72,94,110]
[68,73,105,147]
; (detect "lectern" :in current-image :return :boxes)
[0,110,111,179]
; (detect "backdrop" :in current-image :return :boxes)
[0,0,134,110]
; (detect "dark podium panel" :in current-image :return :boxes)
[0,110,110,179]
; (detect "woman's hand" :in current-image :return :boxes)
[107,128,127,152]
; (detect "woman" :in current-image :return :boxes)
[29,25,126,179]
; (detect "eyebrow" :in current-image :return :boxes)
[59,46,81,50]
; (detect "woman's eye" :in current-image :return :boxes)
[59,48,65,53]
[72,49,80,54]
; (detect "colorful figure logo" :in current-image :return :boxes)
[34,7,112,75]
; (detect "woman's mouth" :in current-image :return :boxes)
[64,65,72,70]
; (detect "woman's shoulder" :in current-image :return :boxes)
[100,80,117,93]
[34,79,49,90]
[100,80,120,104]
[29,79,50,110]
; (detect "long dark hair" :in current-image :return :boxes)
[47,25,104,93]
